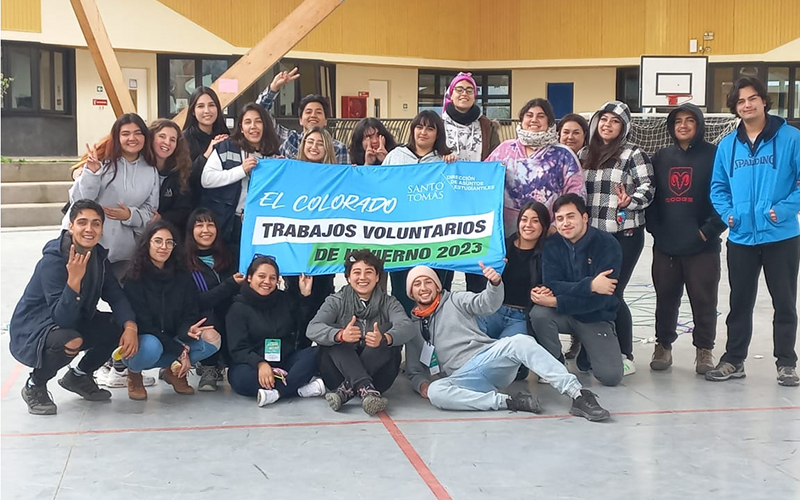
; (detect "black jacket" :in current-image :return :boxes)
[190,252,238,332]
[469,234,543,305]
[183,126,214,208]
[226,286,313,369]
[647,103,727,255]
[158,166,194,233]
[123,263,202,356]
[9,231,135,368]
[541,226,621,323]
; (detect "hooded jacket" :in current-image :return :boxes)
[381,145,444,165]
[710,114,800,246]
[405,282,503,393]
[9,231,135,368]
[647,103,727,255]
[63,157,160,263]
[226,286,313,369]
[580,101,655,233]
[123,263,202,356]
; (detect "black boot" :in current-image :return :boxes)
[357,383,387,416]
[325,380,354,412]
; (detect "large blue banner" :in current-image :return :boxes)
[240,159,506,275]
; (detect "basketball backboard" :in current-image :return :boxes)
[640,56,708,107]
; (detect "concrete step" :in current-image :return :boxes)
[1,162,75,183]
[1,181,72,204]
[1,203,65,227]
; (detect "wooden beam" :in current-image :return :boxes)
[70,0,135,117]
[172,0,346,128]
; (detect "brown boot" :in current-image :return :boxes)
[163,367,195,395]
[127,371,147,400]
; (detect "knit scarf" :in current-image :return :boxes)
[443,103,483,162]
[516,124,558,149]
[340,285,388,325]
[411,293,441,318]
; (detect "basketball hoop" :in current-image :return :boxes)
[666,94,692,106]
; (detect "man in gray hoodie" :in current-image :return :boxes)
[405,264,610,422]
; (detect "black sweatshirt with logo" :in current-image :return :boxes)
[646,103,727,255]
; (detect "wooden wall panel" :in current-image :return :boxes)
[155,0,800,60]
[1,0,42,33]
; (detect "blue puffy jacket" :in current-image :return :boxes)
[710,115,800,246]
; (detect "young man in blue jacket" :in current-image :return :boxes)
[709,77,800,386]
[646,103,728,374]
[10,200,139,415]
[529,193,624,386]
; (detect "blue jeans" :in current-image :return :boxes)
[122,334,219,373]
[427,335,582,411]
[478,305,529,339]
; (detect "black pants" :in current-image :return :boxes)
[227,347,319,398]
[722,237,799,368]
[390,268,453,315]
[612,227,644,359]
[652,248,720,349]
[30,312,123,386]
[318,343,402,393]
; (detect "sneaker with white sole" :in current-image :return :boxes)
[705,361,745,382]
[94,362,112,386]
[297,377,326,398]
[102,367,155,388]
[777,366,799,387]
[257,389,281,407]
[622,356,636,376]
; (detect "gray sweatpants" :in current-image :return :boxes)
[529,306,623,386]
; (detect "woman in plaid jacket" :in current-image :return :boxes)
[578,101,655,375]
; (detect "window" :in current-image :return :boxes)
[708,63,800,119]
[158,55,335,122]
[616,67,641,113]
[158,54,235,118]
[417,70,512,119]
[1,42,71,114]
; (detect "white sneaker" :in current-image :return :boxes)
[257,389,281,407]
[103,368,155,388]
[94,363,111,386]
[622,355,636,376]
[297,377,326,398]
[104,368,128,388]
[537,376,550,384]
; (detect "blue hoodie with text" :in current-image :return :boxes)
[710,115,800,246]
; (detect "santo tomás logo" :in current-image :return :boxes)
[667,166,693,202]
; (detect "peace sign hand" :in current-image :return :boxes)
[270,67,300,92]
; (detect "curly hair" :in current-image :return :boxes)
[124,220,183,282]
[344,249,384,278]
[150,119,192,194]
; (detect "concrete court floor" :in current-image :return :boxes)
[1,228,798,500]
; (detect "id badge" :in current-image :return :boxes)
[420,342,440,376]
[264,339,281,362]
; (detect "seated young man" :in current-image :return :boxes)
[9,200,139,415]
[529,193,624,386]
[405,263,610,422]
[306,249,416,415]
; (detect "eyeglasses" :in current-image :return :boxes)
[420,317,431,343]
[453,86,475,95]
[150,238,176,249]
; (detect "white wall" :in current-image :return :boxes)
[75,50,158,151]
[511,68,617,115]
[335,64,418,119]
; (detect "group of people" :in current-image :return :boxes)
[8,71,800,422]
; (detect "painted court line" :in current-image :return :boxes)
[3,405,798,439]
[0,362,24,400]
[379,411,453,500]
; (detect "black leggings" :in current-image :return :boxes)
[612,227,644,359]
[31,312,122,386]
